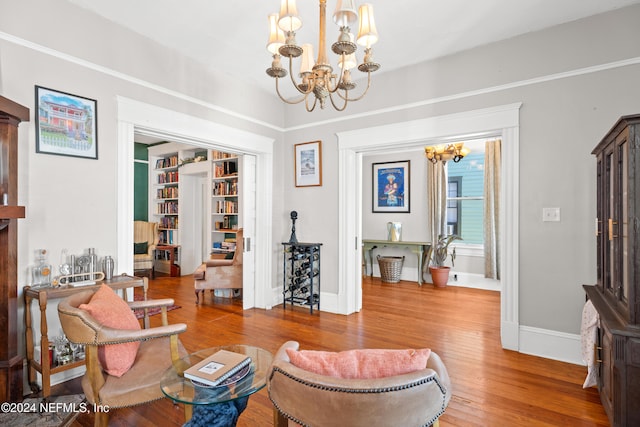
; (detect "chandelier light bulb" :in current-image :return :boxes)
[300,44,316,74]
[357,3,379,48]
[339,53,357,70]
[333,0,358,27]
[278,0,302,33]
[267,14,285,54]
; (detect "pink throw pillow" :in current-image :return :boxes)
[286,347,431,379]
[79,285,141,377]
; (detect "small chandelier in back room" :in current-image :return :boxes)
[425,142,471,164]
[266,0,380,112]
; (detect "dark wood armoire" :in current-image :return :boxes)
[584,114,640,427]
[0,96,29,401]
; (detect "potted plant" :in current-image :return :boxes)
[426,234,461,288]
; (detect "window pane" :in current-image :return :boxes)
[446,146,489,244]
[447,152,484,197]
[457,199,484,244]
[447,178,461,236]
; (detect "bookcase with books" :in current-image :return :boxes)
[151,151,179,245]
[147,144,243,273]
[211,150,241,258]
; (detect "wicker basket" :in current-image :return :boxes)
[377,255,405,283]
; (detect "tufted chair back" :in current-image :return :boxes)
[267,341,452,427]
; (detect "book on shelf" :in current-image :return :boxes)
[156,155,178,169]
[183,349,252,387]
[221,242,236,252]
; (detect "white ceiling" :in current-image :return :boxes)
[67,0,640,95]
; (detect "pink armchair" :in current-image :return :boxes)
[193,229,243,304]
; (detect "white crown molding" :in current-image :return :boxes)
[0,31,283,132]
[284,57,640,131]
[2,31,640,132]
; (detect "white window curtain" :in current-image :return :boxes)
[426,160,447,243]
[484,139,501,279]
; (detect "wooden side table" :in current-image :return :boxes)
[24,274,147,400]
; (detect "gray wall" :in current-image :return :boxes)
[278,4,640,337]
[3,0,640,363]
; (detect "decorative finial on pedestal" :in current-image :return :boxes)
[289,211,298,243]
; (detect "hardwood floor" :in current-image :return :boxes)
[54,274,608,426]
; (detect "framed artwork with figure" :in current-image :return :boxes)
[372,160,410,213]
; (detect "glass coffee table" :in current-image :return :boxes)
[161,344,274,426]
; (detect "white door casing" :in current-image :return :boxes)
[242,154,257,309]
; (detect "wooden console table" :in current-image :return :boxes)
[24,274,147,400]
[362,239,431,285]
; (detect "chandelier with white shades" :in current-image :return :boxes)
[266,0,380,111]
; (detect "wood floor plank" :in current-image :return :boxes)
[50,274,608,426]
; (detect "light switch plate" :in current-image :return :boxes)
[542,207,560,222]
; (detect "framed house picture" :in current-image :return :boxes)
[35,86,98,159]
[372,160,410,213]
[294,140,322,187]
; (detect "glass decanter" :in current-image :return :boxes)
[32,248,52,286]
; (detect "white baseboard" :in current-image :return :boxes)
[368,267,501,292]
[445,272,501,292]
[316,292,339,313]
[267,287,339,314]
[519,325,584,365]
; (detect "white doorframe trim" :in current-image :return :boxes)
[116,97,274,309]
[337,102,522,351]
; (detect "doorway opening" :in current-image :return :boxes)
[116,97,274,311]
[361,137,501,291]
[337,103,521,351]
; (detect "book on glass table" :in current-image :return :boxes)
[184,349,252,387]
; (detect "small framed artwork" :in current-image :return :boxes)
[35,85,98,159]
[294,140,322,187]
[372,160,410,213]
